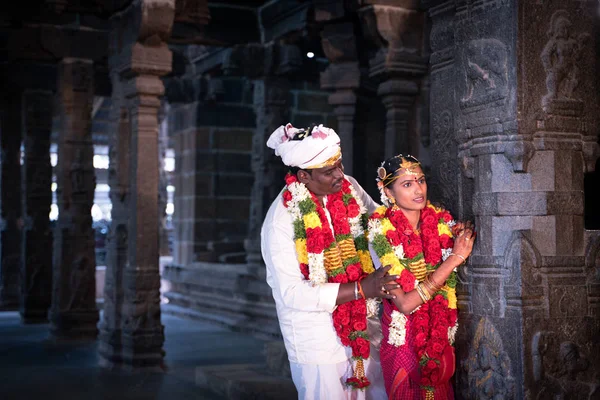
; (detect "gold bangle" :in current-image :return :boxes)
[425,275,442,293]
[428,273,443,289]
[419,283,431,301]
[414,284,427,303]
[416,283,431,302]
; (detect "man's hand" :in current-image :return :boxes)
[361,265,399,300]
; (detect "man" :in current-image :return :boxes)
[261,123,398,399]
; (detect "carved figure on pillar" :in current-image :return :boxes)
[49,59,99,340]
[541,11,589,112]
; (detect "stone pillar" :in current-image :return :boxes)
[99,0,175,369]
[49,58,99,340]
[99,71,129,366]
[424,1,600,397]
[0,93,22,310]
[20,90,53,323]
[319,21,362,176]
[245,75,290,270]
[359,3,428,158]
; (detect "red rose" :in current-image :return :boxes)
[442,212,453,222]
[426,360,437,370]
[423,214,436,226]
[346,264,361,281]
[431,342,444,357]
[415,332,427,348]
[386,230,402,247]
[440,234,453,249]
[421,376,432,386]
[354,300,367,314]
[399,270,416,292]
[306,228,325,253]
[353,319,367,332]
[334,308,351,326]
[347,203,361,218]
[299,263,309,280]
[285,174,297,185]
[422,228,434,238]
[404,243,421,258]
[282,190,292,206]
[330,273,349,284]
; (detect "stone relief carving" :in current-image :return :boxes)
[431,110,458,209]
[460,39,508,109]
[502,231,544,317]
[532,333,599,400]
[462,317,515,399]
[67,255,93,310]
[541,10,589,113]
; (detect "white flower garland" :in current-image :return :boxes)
[366,298,381,318]
[388,310,408,346]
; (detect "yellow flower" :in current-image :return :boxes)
[429,202,443,213]
[444,286,457,309]
[358,250,374,274]
[380,253,402,275]
[303,213,321,229]
[438,222,452,238]
[381,219,395,234]
[374,205,387,216]
[295,239,308,264]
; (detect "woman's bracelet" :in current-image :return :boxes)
[354,281,359,300]
[450,252,466,263]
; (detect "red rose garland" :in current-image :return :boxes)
[283,174,372,389]
[383,205,458,391]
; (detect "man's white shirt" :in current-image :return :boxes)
[261,175,379,365]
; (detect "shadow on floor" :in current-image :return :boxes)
[0,312,267,400]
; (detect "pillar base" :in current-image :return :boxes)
[121,328,165,369]
[20,308,49,324]
[49,309,99,341]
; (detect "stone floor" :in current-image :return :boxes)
[0,311,286,400]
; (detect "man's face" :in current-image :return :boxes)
[298,159,344,197]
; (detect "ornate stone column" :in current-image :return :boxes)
[360,3,428,158]
[49,58,99,340]
[99,69,129,366]
[319,21,362,176]
[99,0,175,369]
[423,1,600,398]
[0,92,22,310]
[20,90,53,323]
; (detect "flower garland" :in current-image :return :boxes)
[367,202,459,392]
[282,173,374,389]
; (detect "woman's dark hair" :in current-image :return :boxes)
[376,154,421,187]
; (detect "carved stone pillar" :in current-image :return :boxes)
[0,93,22,310]
[99,71,129,367]
[20,90,53,323]
[49,58,99,340]
[319,20,362,176]
[360,4,428,158]
[246,76,290,270]
[423,1,600,398]
[99,0,175,369]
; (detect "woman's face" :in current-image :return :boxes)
[384,165,427,213]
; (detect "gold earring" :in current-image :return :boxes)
[389,197,396,205]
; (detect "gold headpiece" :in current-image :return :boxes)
[304,147,342,170]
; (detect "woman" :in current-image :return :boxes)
[367,154,475,399]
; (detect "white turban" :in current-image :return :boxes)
[266,123,341,169]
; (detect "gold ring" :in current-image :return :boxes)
[381,286,386,292]
[466,237,470,241]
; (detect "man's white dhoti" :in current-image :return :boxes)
[290,354,387,400]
